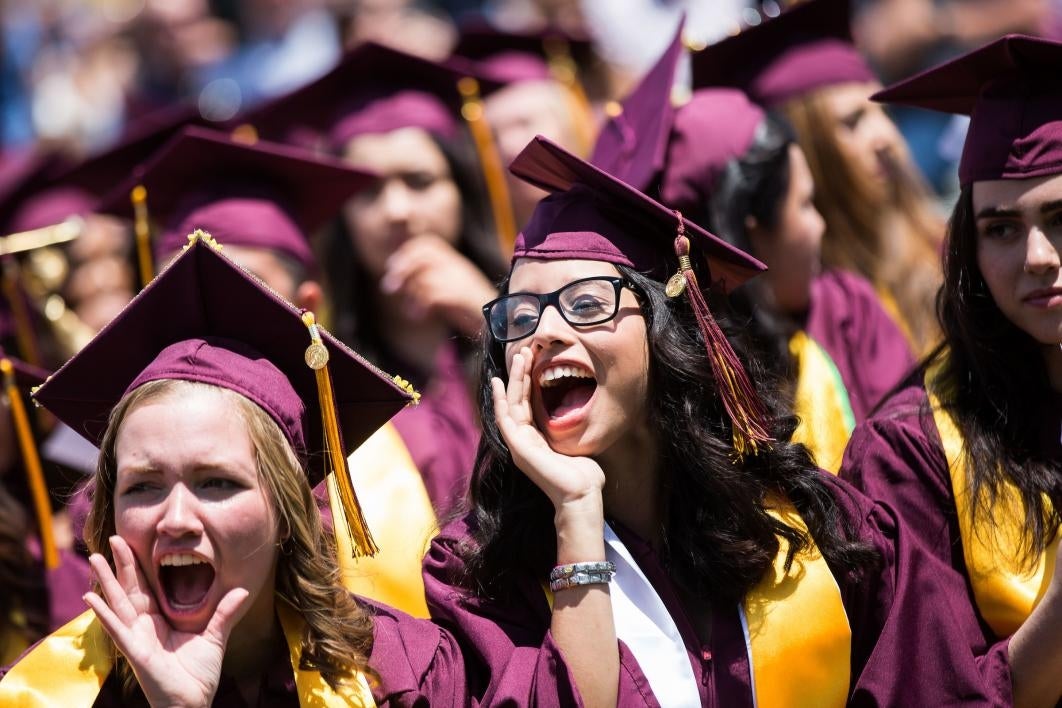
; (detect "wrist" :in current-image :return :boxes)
[554,498,606,565]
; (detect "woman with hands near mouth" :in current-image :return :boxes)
[423,136,1017,706]
[0,234,468,707]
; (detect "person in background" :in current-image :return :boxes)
[693,0,945,356]
[592,23,914,471]
[0,234,468,706]
[424,135,1013,706]
[841,35,1062,708]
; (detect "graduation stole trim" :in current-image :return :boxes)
[331,422,437,618]
[874,285,920,356]
[0,599,376,707]
[541,501,851,707]
[925,357,1057,638]
[788,330,856,473]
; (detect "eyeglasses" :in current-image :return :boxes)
[482,276,633,343]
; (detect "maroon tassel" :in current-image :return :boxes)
[669,215,774,458]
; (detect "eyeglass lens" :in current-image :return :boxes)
[488,278,621,342]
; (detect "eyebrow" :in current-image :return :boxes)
[976,200,1062,220]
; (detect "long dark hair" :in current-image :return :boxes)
[936,186,1062,563]
[324,130,506,380]
[460,263,877,604]
[704,113,801,381]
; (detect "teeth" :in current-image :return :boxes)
[539,364,594,388]
[160,554,207,567]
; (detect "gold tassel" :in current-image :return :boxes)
[1,357,58,570]
[457,76,518,254]
[230,124,259,145]
[130,185,153,288]
[542,37,595,156]
[0,259,40,367]
[301,311,378,557]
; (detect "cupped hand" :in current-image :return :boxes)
[380,235,498,337]
[491,346,606,514]
[83,536,251,708]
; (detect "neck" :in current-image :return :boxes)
[1044,344,1062,393]
[222,587,277,681]
[597,423,662,547]
[374,291,450,374]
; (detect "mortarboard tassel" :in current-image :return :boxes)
[1,356,58,569]
[301,311,378,557]
[130,185,154,288]
[666,214,773,459]
[457,76,518,254]
[0,258,41,367]
[542,37,595,156]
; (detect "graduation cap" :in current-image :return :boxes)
[33,233,416,556]
[96,125,376,279]
[510,135,771,455]
[872,34,1062,186]
[690,0,875,107]
[234,42,518,251]
[453,18,594,85]
[0,349,58,569]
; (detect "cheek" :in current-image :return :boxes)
[423,182,462,244]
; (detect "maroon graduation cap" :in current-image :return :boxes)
[33,234,415,556]
[690,0,874,107]
[510,136,772,455]
[873,34,1062,186]
[453,18,594,86]
[95,125,376,275]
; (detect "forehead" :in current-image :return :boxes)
[342,127,448,175]
[818,80,878,116]
[972,173,1062,212]
[508,257,621,292]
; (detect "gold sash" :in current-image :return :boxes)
[332,422,438,618]
[789,330,856,474]
[0,600,375,707]
[543,503,851,706]
[875,286,921,356]
[925,358,1057,638]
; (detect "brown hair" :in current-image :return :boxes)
[784,88,944,355]
[84,379,375,694]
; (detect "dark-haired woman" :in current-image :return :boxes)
[424,135,1011,706]
[839,35,1062,708]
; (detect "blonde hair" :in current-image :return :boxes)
[784,89,944,354]
[85,379,375,694]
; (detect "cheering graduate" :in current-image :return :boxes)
[0,349,90,666]
[592,24,914,471]
[453,20,599,229]
[0,234,468,706]
[423,135,1011,706]
[840,35,1062,708]
[239,42,508,520]
[93,125,440,617]
[693,0,944,355]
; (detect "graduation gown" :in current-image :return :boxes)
[0,597,469,707]
[423,473,1012,706]
[840,375,1061,681]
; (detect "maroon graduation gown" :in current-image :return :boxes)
[391,340,479,517]
[804,271,916,422]
[0,597,469,707]
[423,473,1012,706]
[840,379,1062,681]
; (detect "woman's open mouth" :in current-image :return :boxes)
[158,553,216,613]
[537,363,598,429]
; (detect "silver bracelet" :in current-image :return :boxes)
[549,561,615,592]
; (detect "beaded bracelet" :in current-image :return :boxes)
[549,561,616,592]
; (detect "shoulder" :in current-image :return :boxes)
[842,382,947,480]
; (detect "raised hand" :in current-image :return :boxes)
[491,347,606,513]
[83,536,251,708]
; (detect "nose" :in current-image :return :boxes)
[1025,226,1061,275]
[528,304,574,354]
[156,484,204,539]
[380,179,412,223]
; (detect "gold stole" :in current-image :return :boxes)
[0,599,374,706]
[1,607,31,668]
[542,503,851,707]
[331,422,438,618]
[925,359,1057,637]
[789,330,856,473]
[874,286,921,356]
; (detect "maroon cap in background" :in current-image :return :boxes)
[453,18,594,86]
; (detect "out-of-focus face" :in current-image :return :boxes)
[342,127,462,281]
[113,384,279,634]
[504,257,649,458]
[485,80,579,224]
[817,81,906,199]
[974,174,1062,346]
[747,145,825,313]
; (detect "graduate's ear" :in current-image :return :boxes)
[294,280,323,314]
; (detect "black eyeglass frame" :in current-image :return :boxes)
[482,275,634,343]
